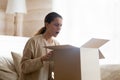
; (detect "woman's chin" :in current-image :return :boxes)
[53,34,58,37]
[53,35,57,37]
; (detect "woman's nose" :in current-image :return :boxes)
[57,26,61,30]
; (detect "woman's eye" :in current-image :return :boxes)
[54,24,59,26]
[54,23,62,27]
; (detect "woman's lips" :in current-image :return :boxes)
[56,32,59,34]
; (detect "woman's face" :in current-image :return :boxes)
[46,17,62,37]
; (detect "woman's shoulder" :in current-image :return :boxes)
[30,35,42,39]
[27,35,43,42]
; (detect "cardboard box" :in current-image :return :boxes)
[46,38,109,80]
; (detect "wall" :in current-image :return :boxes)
[0,0,53,37]
[0,9,5,35]
[0,0,7,35]
[23,0,53,37]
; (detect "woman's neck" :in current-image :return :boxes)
[42,33,53,43]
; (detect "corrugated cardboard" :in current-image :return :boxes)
[45,38,109,80]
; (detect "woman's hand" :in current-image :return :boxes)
[41,51,54,62]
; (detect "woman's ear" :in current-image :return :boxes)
[45,23,49,28]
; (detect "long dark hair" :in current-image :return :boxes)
[34,12,62,36]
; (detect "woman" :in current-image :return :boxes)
[20,12,62,80]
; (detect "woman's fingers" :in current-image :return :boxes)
[41,51,54,61]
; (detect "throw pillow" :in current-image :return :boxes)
[11,51,22,77]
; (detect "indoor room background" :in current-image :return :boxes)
[0,0,120,64]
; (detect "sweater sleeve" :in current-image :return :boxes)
[21,39,43,74]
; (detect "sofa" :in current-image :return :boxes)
[0,35,120,80]
[0,35,29,80]
[100,64,120,80]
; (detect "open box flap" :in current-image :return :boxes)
[98,49,105,59]
[45,45,79,50]
[45,45,105,59]
[81,38,109,48]
[45,38,108,59]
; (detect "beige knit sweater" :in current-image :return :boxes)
[20,35,59,80]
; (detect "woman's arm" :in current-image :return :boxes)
[20,39,43,74]
[21,50,43,74]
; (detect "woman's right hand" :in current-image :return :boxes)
[41,51,54,62]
